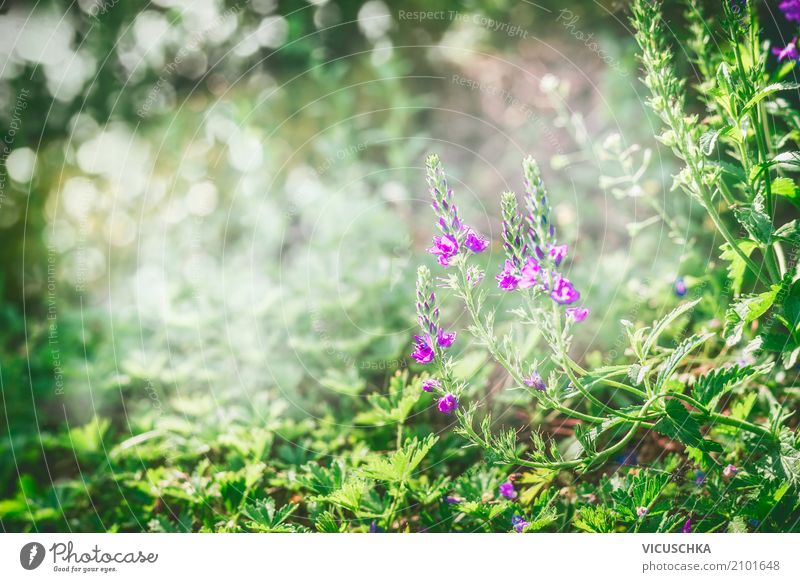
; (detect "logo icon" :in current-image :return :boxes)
[20,542,46,570]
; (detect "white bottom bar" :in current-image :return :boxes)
[1,534,798,581]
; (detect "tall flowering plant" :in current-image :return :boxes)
[410,153,792,480]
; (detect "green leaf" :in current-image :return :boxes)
[242,498,301,533]
[771,151,800,169]
[653,400,722,452]
[655,333,714,390]
[720,239,758,297]
[771,177,799,207]
[692,362,772,407]
[724,284,782,346]
[574,505,618,533]
[699,128,723,155]
[315,511,348,533]
[642,299,702,358]
[742,82,800,112]
[733,194,773,244]
[360,435,438,483]
[774,220,800,244]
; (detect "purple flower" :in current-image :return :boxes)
[437,393,458,414]
[550,274,580,305]
[780,1,800,23]
[499,482,517,500]
[511,515,528,533]
[772,37,799,61]
[548,244,568,266]
[369,521,383,533]
[566,307,589,322]
[411,335,435,364]
[694,471,706,486]
[437,329,456,348]
[464,228,489,253]
[636,506,648,518]
[518,256,541,289]
[422,378,440,392]
[681,519,692,533]
[723,464,738,478]
[674,277,688,297]
[428,234,458,267]
[496,259,519,291]
[444,495,460,504]
[523,371,546,391]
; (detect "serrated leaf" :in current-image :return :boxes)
[699,128,723,155]
[719,239,758,297]
[360,435,438,483]
[724,283,782,346]
[692,362,772,407]
[733,194,773,244]
[642,299,702,358]
[653,400,721,452]
[655,332,714,390]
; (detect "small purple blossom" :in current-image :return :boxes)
[636,506,648,518]
[464,228,490,253]
[411,335,435,364]
[437,329,456,348]
[566,307,589,322]
[511,515,528,533]
[723,464,738,478]
[674,277,688,297]
[772,37,799,61]
[523,371,546,391]
[694,471,706,486]
[496,259,520,291]
[428,234,458,267]
[499,482,517,500]
[444,495,460,504]
[369,521,383,533]
[550,274,580,305]
[422,378,440,393]
[518,256,541,289]
[437,393,458,414]
[681,518,692,533]
[548,244,568,266]
[779,1,800,23]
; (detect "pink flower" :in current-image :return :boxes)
[428,234,458,267]
[548,244,568,266]
[523,371,546,391]
[636,506,648,518]
[437,329,456,348]
[422,378,440,392]
[723,464,738,478]
[496,260,519,291]
[464,228,489,253]
[566,307,589,322]
[499,482,517,500]
[437,393,458,413]
[518,256,541,289]
[773,37,799,61]
[411,335,435,364]
[550,274,580,305]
